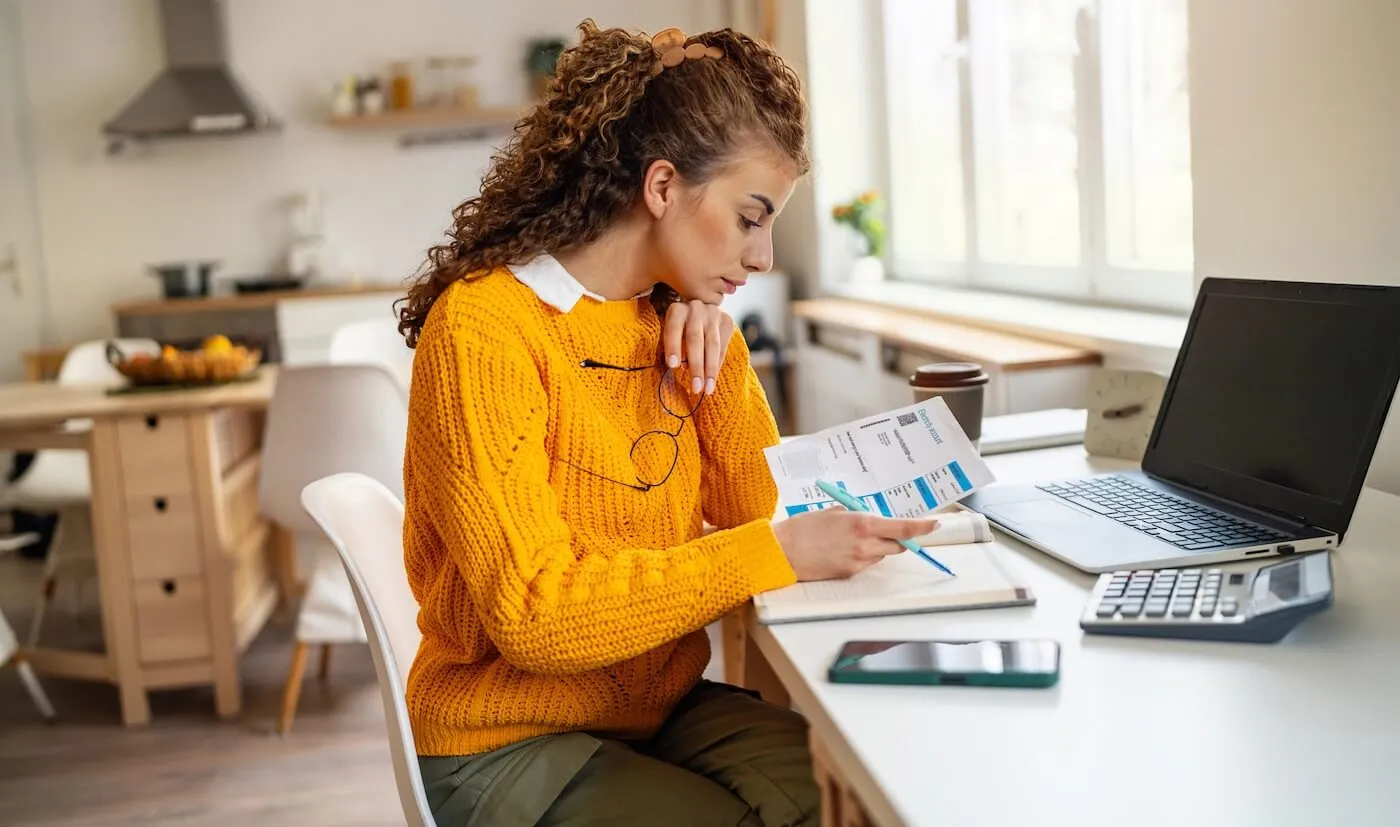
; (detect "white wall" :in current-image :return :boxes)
[1188,0,1400,493]
[15,0,722,344]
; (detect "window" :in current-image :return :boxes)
[881,0,1193,310]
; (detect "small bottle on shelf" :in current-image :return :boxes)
[389,61,415,111]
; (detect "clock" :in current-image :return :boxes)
[1084,369,1168,461]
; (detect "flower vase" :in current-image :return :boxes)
[851,255,885,288]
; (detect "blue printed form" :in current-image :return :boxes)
[764,398,996,519]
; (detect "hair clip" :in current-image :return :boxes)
[650,27,723,75]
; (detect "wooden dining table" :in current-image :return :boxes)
[0,369,290,725]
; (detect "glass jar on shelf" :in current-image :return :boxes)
[424,57,450,109]
[449,56,479,111]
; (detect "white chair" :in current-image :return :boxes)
[1,543,56,720]
[1,338,159,646]
[301,472,432,827]
[328,317,415,393]
[257,364,408,734]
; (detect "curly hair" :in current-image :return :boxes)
[396,19,809,347]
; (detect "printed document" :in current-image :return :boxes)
[763,397,996,518]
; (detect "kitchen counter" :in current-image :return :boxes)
[112,285,406,366]
[111,283,404,316]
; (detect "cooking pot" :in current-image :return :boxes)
[149,260,219,298]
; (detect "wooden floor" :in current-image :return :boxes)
[0,552,402,827]
[0,549,731,826]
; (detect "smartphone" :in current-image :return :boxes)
[828,639,1061,688]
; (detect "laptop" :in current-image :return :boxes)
[963,278,1400,573]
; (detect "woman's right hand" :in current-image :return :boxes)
[772,509,939,581]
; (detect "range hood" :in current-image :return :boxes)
[103,0,279,143]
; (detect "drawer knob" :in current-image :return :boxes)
[145,414,160,430]
[161,580,177,595]
[154,497,167,512]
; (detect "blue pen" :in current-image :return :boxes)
[814,479,956,577]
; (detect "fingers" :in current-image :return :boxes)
[869,516,940,541]
[703,312,722,396]
[663,302,688,369]
[858,537,908,560]
[684,301,706,394]
[662,300,734,396]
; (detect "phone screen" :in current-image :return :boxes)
[831,639,1060,676]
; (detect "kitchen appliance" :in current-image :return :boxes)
[149,260,219,298]
[232,276,304,294]
[103,0,280,150]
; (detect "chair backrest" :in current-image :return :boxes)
[258,364,408,538]
[59,339,160,386]
[329,318,415,393]
[301,473,432,827]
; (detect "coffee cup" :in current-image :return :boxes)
[910,362,989,447]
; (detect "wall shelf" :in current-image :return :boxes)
[329,106,527,147]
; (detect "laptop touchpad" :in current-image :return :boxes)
[984,499,1106,536]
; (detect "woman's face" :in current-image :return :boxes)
[645,147,799,305]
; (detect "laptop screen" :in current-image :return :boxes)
[1144,279,1400,536]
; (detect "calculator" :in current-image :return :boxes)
[1080,553,1333,642]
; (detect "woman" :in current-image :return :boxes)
[396,21,934,826]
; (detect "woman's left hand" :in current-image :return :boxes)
[663,300,735,396]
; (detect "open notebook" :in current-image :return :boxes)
[753,512,1035,624]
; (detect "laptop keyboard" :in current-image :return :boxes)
[1037,475,1289,551]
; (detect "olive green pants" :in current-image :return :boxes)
[419,681,818,827]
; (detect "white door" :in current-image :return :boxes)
[0,1,51,383]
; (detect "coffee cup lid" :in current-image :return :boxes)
[910,361,989,388]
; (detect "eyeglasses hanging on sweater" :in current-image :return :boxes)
[564,359,705,491]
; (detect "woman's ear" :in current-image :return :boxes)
[642,159,679,220]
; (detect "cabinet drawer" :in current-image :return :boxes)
[134,576,212,664]
[126,492,203,580]
[116,413,192,496]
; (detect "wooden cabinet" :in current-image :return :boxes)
[1,372,281,725]
[792,300,1101,435]
[108,408,276,682]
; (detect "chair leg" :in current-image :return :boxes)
[318,643,332,682]
[15,659,56,720]
[277,641,310,735]
[26,563,59,649]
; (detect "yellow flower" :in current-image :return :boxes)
[833,204,851,219]
[858,190,877,205]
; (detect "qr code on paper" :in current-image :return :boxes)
[896,412,918,427]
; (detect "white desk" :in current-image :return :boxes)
[735,446,1400,827]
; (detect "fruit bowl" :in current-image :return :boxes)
[106,337,262,387]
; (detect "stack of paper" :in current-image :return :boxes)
[756,398,1035,624]
[762,397,996,519]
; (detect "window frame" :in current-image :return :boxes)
[878,0,1194,313]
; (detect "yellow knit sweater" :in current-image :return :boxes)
[402,267,797,757]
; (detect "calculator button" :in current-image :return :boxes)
[1221,598,1240,617]
[1119,604,1144,618]
[1199,601,1218,616]
[1096,603,1120,618]
[1171,603,1195,617]
[1144,601,1169,617]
